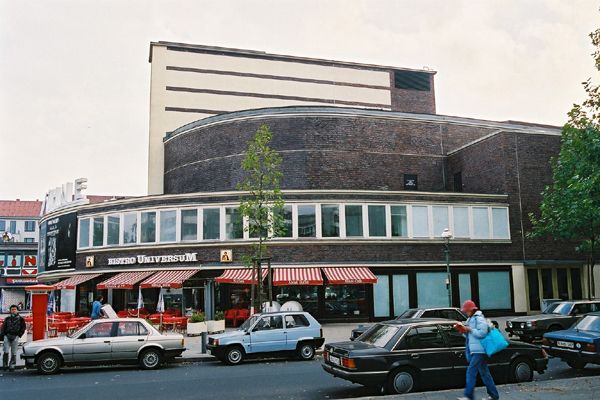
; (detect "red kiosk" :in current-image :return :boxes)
[24,285,55,341]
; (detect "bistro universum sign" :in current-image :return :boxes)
[107,253,199,266]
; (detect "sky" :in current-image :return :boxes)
[1,0,598,201]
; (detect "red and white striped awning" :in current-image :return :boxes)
[215,269,268,284]
[273,268,323,285]
[140,270,199,288]
[97,271,155,289]
[322,267,378,284]
[54,273,103,290]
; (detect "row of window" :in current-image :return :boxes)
[0,220,36,233]
[77,203,510,249]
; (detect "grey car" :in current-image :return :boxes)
[505,300,600,342]
[21,318,185,374]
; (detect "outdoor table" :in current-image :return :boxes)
[49,321,80,336]
[70,317,91,328]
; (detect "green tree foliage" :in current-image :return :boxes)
[237,124,285,261]
[529,29,600,295]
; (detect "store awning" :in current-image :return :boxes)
[54,273,103,290]
[322,267,378,284]
[215,269,268,284]
[273,268,323,285]
[97,271,155,289]
[140,269,199,288]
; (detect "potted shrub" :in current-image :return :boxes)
[207,311,226,333]
[187,311,207,336]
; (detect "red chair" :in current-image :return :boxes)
[117,311,130,318]
[224,309,237,327]
[235,309,250,327]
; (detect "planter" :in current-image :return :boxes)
[207,319,225,334]
[187,321,207,336]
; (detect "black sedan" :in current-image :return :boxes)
[322,319,548,395]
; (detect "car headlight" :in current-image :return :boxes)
[507,321,513,328]
[526,321,535,328]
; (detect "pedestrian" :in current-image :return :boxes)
[91,295,103,320]
[457,300,500,400]
[0,304,26,372]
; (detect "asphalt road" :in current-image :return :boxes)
[1,355,599,400]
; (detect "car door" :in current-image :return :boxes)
[72,321,115,362]
[249,315,285,354]
[403,325,455,385]
[112,321,149,361]
[439,323,469,381]
[283,313,312,350]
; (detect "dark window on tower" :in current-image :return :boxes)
[394,70,431,91]
[404,175,418,190]
[454,172,463,192]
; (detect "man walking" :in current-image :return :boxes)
[1,304,26,372]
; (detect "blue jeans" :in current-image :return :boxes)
[464,352,499,400]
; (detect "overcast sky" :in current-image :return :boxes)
[1,1,598,201]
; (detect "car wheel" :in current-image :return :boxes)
[508,357,533,383]
[36,351,61,375]
[225,346,244,365]
[297,342,315,360]
[547,325,561,333]
[139,348,162,370]
[386,367,417,394]
[567,360,587,370]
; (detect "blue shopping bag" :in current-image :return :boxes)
[481,328,509,356]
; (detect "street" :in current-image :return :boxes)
[1,354,600,400]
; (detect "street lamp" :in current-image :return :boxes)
[441,228,453,307]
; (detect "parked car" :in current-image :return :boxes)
[322,319,548,395]
[542,311,600,370]
[349,307,497,340]
[505,300,600,342]
[20,318,186,375]
[207,311,325,365]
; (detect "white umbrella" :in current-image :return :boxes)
[47,290,55,316]
[26,291,32,311]
[136,286,144,316]
[157,288,165,329]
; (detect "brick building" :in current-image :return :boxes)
[35,43,588,320]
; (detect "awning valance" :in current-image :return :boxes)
[322,267,378,284]
[273,268,323,285]
[54,273,103,290]
[140,270,199,288]
[97,271,155,289]
[215,269,268,284]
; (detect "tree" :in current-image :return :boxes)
[237,124,285,312]
[529,29,600,299]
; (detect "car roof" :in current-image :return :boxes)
[381,318,459,327]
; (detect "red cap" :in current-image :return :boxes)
[462,300,478,312]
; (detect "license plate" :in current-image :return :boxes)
[329,355,341,365]
[513,330,523,334]
[557,341,574,348]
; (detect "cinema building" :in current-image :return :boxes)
[35,42,592,321]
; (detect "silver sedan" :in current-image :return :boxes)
[21,318,185,374]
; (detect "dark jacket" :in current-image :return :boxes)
[0,313,26,339]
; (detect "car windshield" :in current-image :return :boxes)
[397,310,419,318]
[358,324,400,347]
[541,302,561,314]
[572,315,600,331]
[550,303,573,315]
[239,315,260,331]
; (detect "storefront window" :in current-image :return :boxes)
[571,268,582,300]
[478,271,511,309]
[374,275,390,317]
[392,274,409,315]
[203,208,221,240]
[324,285,367,317]
[391,206,407,237]
[416,272,447,307]
[298,205,316,237]
[433,206,449,237]
[123,212,137,244]
[228,285,251,309]
[368,205,386,237]
[160,210,177,242]
[79,218,90,248]
[527,269,541,311]
[181,209,198,241]
[275,205,293,238]
[492,207,509,239]
[226,207,243,239]
[141,212,156,243]
[93,217,104,247]
[412,206,429,237]
[453,207,469,238]
[321,204,339,238]
[458,273,472,307]
[473,207,490,238]
[275,286,318,315]
[107,215,120,245]
[345,205,363,237]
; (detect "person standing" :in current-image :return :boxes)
[0,304,26,372]
[91,295,103,320]
[458,300,500,400]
